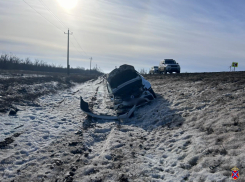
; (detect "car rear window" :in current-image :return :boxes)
[109,70,138,88]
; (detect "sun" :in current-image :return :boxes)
[57,0,78,10]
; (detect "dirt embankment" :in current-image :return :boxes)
[145,71,245,138]
[0,71,100,113]
[144,71,245,181]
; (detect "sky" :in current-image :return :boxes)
[0,0,245,73]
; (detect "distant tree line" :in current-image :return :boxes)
[0,54,102,75]
[138,68,148,74]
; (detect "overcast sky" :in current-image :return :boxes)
[1,0,245,73]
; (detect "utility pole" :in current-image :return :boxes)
[90,57,92,74]
[64,29,73,75]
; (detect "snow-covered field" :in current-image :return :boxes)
[0,72,245,182]
[0,73,97,113]
[0,74,47,79]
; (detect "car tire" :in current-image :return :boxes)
[176,71,180,73]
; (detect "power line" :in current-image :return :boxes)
[23,0,92,62]
[38,0,67,28]
[72,34,89,58]
[22,0,63,32]
[37,0,90,58]
[70,40,82,54]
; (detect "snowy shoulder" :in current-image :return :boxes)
[140,75,151,89]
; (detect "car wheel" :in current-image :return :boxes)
[176,71,180,73]
[170,72,172,74]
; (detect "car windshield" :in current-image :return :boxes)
[154,66,158,68]
[165,60,176,64]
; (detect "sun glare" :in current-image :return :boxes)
[57,0,78,10]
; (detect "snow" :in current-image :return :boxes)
[140,76,151,89]
[0,73,245,181]
[0,74,46,79]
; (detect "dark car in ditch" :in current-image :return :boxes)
[80,64,156,119]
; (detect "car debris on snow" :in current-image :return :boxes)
[80,64,156,119]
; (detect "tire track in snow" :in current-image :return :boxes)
[0,79,99,181]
